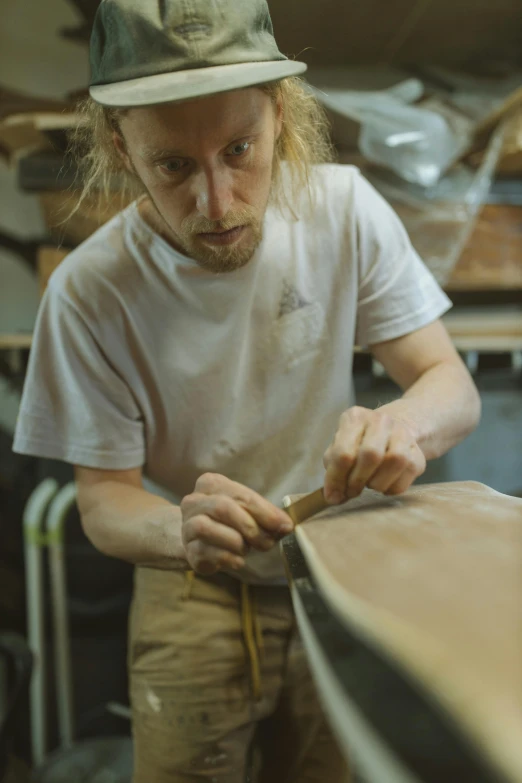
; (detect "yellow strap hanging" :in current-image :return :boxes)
[182,570,196,600]
[240,582,262,702]
[183,571,262,701]
[251,592,264,655]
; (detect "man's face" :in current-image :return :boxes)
[116,88,281,273]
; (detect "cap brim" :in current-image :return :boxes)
[90,60,307,108]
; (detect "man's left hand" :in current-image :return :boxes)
[323,406,426,504]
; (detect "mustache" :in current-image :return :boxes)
[181,206,258,235]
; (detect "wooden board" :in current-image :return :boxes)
[9,307,520,354]
[39,191,126,247]
[292,481,522,783]
[441,308,522,352]
[446,206,522,292]
[338,153,522,295]
[0,334,33,350]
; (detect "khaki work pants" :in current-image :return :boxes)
[129,567,351,783]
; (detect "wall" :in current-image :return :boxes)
[0,0,89,433]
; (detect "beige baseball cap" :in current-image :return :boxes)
[89,0,307,108]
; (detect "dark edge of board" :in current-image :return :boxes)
[282,533,509,783]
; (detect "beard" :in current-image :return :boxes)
[138,194,264,274]
[178,206,264,273]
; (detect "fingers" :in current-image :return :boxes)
[184,539,246,576]
[182,511,248,574]
[367,439,425,495]
[323,408,366,503]
[180,473,295,576]
[181,493,276,552]
[324,408,427,503]
[379,441,426,495]
[386,468,421,496]
[344,414,390,498]
[182,513,249,555]
[195,473,292,535]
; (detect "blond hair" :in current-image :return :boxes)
[68,77,335,219]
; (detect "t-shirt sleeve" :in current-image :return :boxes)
[13,283,145,469]
[352,171,452,348]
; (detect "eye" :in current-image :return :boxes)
[161,159,187,173]
[227,141,250,157]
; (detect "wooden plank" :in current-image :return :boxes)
[0,334,32,350]
[442,310,522,335]
[337,160,522,294]
[0,86,69,122]
[446,206,522,292]
[441,309,522,350]
[293,482,522,783]
[0,121,52,163]
[4,307,520,354]
[474,88,522,143]
[39,191,127,246]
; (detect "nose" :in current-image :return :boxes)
[194,165,233,222]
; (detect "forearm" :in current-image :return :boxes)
[78,481,187,570]
[380,360,481,460]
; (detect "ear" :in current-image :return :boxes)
[112,130,133,173]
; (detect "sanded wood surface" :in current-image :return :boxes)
[294,481,522,783]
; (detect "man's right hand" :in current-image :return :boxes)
[180,473,294,575]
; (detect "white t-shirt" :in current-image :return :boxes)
[14,165,451,583]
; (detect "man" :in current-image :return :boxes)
[14,0,481,780]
